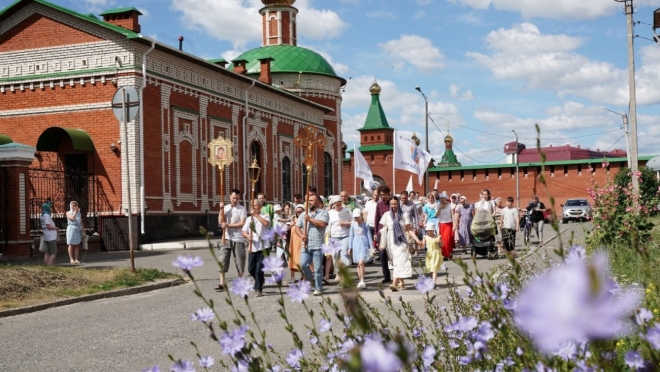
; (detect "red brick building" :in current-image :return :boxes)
[503,141,628,163]
[342,82,652,208]
[0,0,345,254]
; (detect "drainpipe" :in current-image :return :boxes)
[242,80,256,207]
[139,35,155,235]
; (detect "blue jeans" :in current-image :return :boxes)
[301,248,324,292]
[331,236,351,267]
[367,226,375,249]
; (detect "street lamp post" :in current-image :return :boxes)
[415,86,429,195]
[601,107,631,168]
[512,130,520,210]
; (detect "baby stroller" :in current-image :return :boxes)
[470,210,498,259]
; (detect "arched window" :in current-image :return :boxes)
[282,157,291,202]
[269,17,278,38]
[250,141,262,195]
[324,152,333,196]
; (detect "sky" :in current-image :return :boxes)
[8,0,660,165]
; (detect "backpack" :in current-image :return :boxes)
[471,209,496,239]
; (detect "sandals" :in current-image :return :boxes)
[388,284,398,291]
[397,283,405,291]
[214,284,225,292]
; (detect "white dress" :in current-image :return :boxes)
[379,212,412,279]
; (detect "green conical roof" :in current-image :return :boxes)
[228,45,345,84]
[438,133,461,167]
[358,81,391,131]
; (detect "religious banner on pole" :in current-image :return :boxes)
[406,175,413,193]
[354,145,374,190]
[393,130,433,185]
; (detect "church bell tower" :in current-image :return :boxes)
[260,0,298,46]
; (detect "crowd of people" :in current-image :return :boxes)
[212,186,547,297]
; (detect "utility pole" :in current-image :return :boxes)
[415,86,429,195]
[616,0,640,194]
[512,130,520,209]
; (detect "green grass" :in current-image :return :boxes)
[608,215,660,287]
[0,265,179,309]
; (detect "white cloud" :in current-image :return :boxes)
[171,0,347,49]
[445,0,659,20]
[221,49,243,62]
[379,35,445,74]
[366,10,397,20]
[468,24,660,106]
[309,48,350,76]
[136,7,150,17]
[449,84,473,100]
[82,0,114,13]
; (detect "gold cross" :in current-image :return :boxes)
[294,126,327,168]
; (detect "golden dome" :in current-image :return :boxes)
[411,132,420,146]
[369,80,381,95]
[261,0,296,6]
[341,141,347,152]
[444,133,454,143]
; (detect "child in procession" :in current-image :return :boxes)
[348,208,370,289]
[423,222,443,288]
[500,196,520,259]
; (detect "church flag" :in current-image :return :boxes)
[393,130,433,185]
[406,175,413,193]
[354,145,374,190]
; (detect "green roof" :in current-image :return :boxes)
[0,135,13,145]
[99,7,143,16]
[228,45,345,84]
[346,145,394,153]
[438,148,461,167]
[0,0,140,39]
[428,155,657,172]
[358,90,391,131]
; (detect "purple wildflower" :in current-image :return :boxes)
[415,276,435,294]
[262,256,285,275]
[473,322,494,342]
[449,340,459,349]
[286,348,303,369]
[190,307,214,323]
[565,245,586,264]
[553,341,577,361]
[441,263,448,271]
[493,282,509,300]
[319,319,332,333]
[516,347,523,356]
[262,228,276,241]
[645,323,660,350]
[170,360,195,372]
[172,255,203,272]
[273,224,288,239]
[422,345,435,367]
[453,316,478,332]
[360,340,403,372]
[514,252,641,354]
[219,326,248,356]
[624,350,645,370]
[473,303,482,312]
[287,280,311,303]
[265,272,285,285]
[635,308,653,326]
[310,335,318,345]
[142,367,161,372]
[230,277,254,298]
[321,239,343,255]
[198,356,215,368]
[458,356,471,365]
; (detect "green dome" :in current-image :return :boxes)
[229,45,345,84]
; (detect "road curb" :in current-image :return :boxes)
[0,278,186,319]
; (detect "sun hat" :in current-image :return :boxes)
[352,208,363,218]
[273,204,282,212]
[295,204,304,210]
[425,222,436,231]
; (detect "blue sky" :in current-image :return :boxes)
[7,0,660,164]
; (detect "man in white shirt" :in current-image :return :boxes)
[216,189,247,292]
[328,194,352,275]
[399,190,420,253]
[40,199,59,265]
[242,199,271,297]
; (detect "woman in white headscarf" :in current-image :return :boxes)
[379,196,420,291]
[65,201,85,264]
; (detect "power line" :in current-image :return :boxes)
[428,115,506,164]
[604,134,626,152]
[428,113,621,141]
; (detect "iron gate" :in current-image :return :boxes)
[28,153,98,235]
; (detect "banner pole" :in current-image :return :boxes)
[392,131,396,190]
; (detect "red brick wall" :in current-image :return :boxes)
[344,158,641,209]
[0,14,101,52]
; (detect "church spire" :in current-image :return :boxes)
[260,0,298,46]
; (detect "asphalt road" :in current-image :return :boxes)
[0,221,591,371]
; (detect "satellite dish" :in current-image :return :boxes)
[646,156,660,171]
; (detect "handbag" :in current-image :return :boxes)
[38,235,46,253]
[82,234,89,250]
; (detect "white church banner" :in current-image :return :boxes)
[354,145,374,190]
[393,130,433,185]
